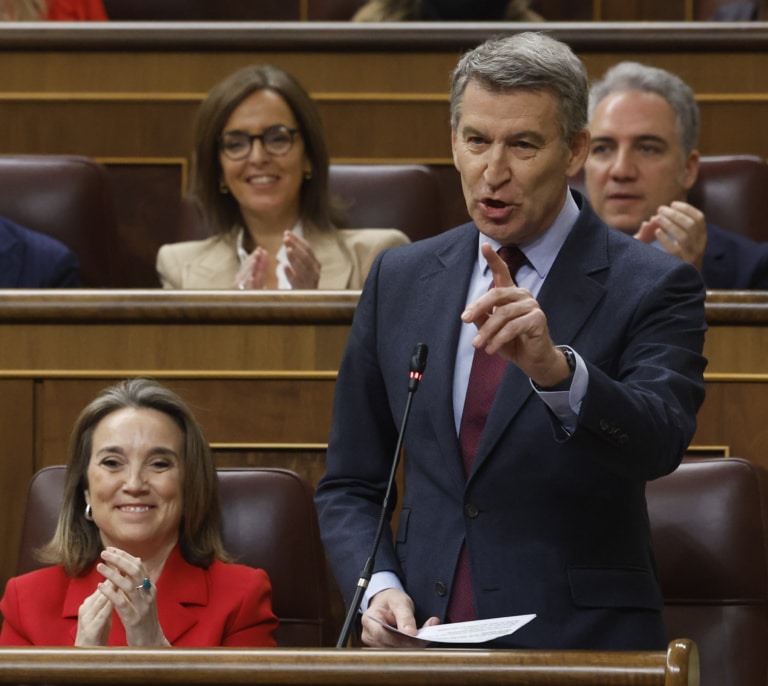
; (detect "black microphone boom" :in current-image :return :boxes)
[335,342,429,648]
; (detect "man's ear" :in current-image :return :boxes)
[565,128,590,178]
[681,149,700,191]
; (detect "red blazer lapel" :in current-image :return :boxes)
[154,546,208,645]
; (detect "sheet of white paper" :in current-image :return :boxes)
[369,613,536,644]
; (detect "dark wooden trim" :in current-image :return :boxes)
[0,639,698,685]
[704,290,768,323]
[0,22,766,52]
[0,290,763,324]
[0,290,358,323]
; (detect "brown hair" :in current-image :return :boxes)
[40,378,229,576]
[189,64,346,236]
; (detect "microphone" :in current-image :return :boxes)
[335,342,429,648]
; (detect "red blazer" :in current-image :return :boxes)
[0,546,277,647]
[47,0,108,20]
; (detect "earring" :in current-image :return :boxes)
[303,170,312,181]
[219,181,229,194]
[84,504,93,521]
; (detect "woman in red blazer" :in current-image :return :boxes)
[0,379,277,647]
[0,0,107,20]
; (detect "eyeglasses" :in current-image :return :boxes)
[219,125,300,160]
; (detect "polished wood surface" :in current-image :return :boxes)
[0,639,698,685]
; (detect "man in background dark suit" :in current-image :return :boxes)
[710,1,766,20]
[316,32,707,651]
[585,61,768,289]
[0,215,80,287]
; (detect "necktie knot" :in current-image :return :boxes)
[497,246,527,283]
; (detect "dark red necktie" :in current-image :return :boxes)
[447,246,527,623]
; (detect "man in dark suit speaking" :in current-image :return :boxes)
[315,32,707,650]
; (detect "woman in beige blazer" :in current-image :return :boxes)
[156,64,409,290]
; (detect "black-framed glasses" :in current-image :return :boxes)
[219,125,300,160]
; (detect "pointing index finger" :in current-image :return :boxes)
[482,242,514,288]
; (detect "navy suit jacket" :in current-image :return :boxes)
[0,216,80,287]
[703,223,768,289]
[710,2,758,19]
[316,191,707,651]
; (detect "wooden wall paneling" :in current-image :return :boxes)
[3,94,767,166]
[0,99,198,158]
[318,98,452,161]
[102,0,302,20]
[692,380,768,462]
[580,51,768,93]
[214,448,329,490]
[698,99,768,156]
[702,323,768,374]
[35,377,337,471]
[0,323,350,371]
[530,0,594,21]
[0,380,34,594]
[693,294,768,463]
[306,0,367,20]
[600,0,688,20]
[0,49,460,96]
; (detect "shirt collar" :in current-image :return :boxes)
[476,189,580,279]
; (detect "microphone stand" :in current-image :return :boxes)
[335,343,428,648]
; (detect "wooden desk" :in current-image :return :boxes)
[0,290,764,598]
[0,640,699,685]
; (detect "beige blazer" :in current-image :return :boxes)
[156,228,410,290]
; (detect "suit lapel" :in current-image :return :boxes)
[153,546,207,645]
[417,226,478,488]
[186,235,240,288]
[469,199,610,478]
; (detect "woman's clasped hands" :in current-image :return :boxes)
[76,546,169,647]
[233,230,321,290]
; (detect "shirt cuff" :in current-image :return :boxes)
[361,571,404,612]
[530,346,587,433]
